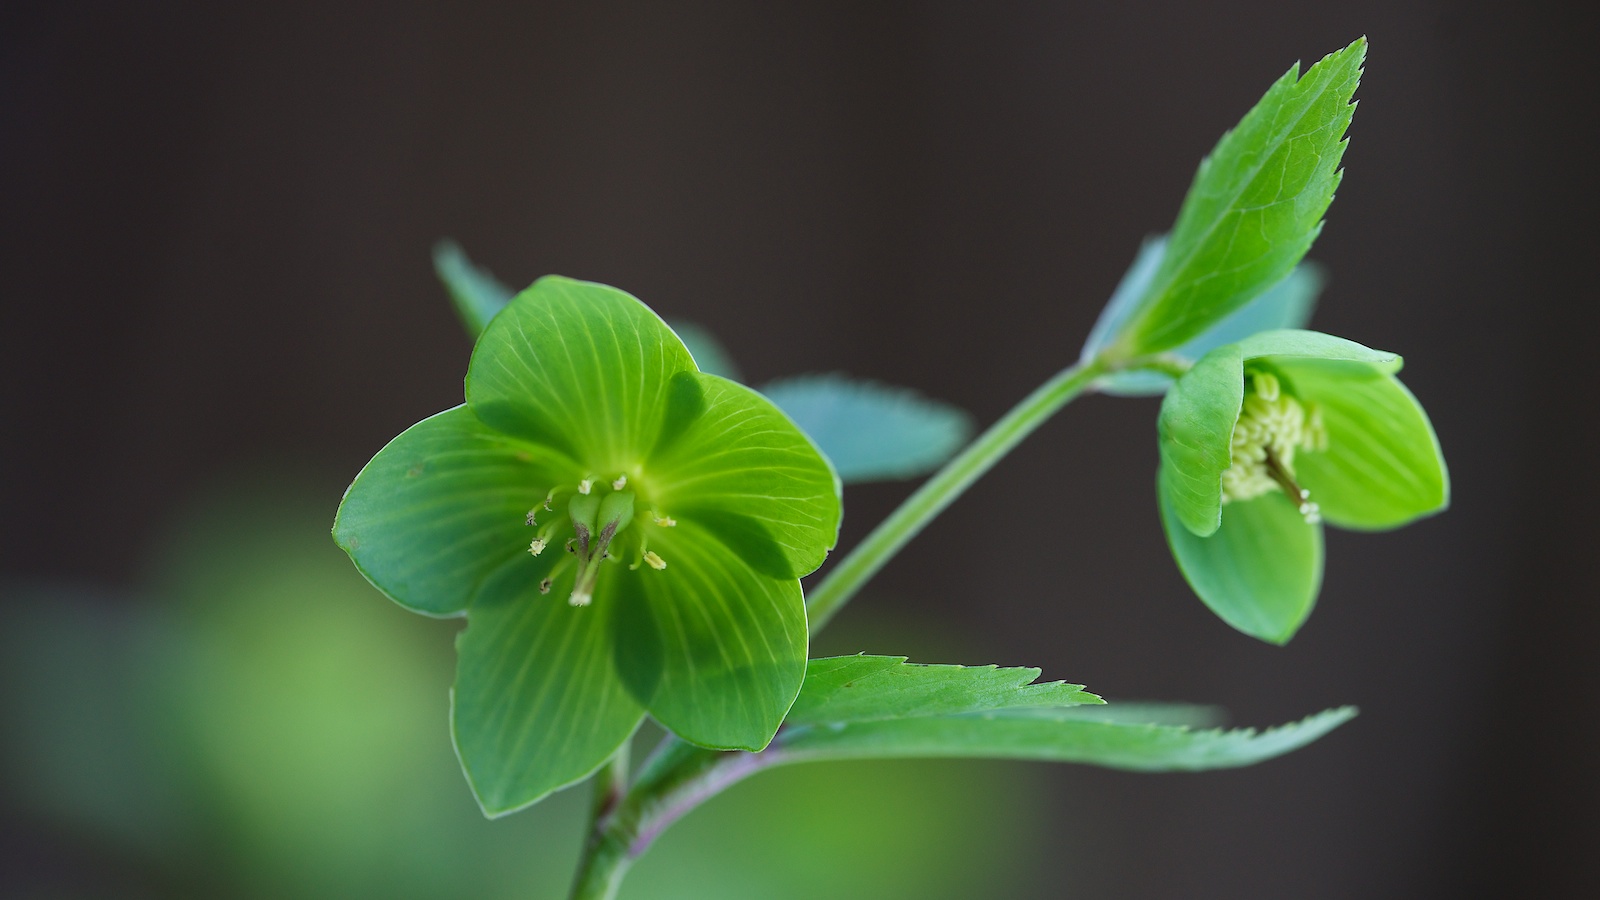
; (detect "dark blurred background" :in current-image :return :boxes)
[3,1,1596,898]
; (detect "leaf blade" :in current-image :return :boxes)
[786,656,1101,727]
[434,240,514,339]
[1114,39,1365,355]
[761,374,974,483]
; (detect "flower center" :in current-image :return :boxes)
[523,473,674,606]
[1220,371,1328,522]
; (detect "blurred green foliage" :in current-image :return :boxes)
[2,475,1045,898]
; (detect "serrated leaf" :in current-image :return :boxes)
[761,375,974,483]
[1110,38,1364,356]
[786,656,1101,727]
[1159,475,1324,644]
[774,705,1356,771]
[434,240,515,339]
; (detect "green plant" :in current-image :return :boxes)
[335,37,1447,898]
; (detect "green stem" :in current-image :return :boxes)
[805,358,1106,634]
[568,746,631,900]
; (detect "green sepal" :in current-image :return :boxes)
[1277,360,1448,530]
[787,656,1101,727]
[332,406,576,617]
[1110,39,1364,357]
[613,518,808,751]
[1235,328,1401,372]
[1159,474,1324,644]
[1157,344,1244,537]
[452,559,644,816]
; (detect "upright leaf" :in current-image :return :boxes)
[1108,38,1364,357]
[434,240,515,339]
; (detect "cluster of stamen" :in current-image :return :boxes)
[523,473,674,606]
[1220,371,1328,523]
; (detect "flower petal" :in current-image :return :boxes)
[1235,328,1401,373]
[1275,360,1449,530]
[648,373,842,579]
[1160,473,1325,644]
[611,518,808,751]
[465,276,697,467]
[333,406,577,616]
[452,559,644,816]
[1157,344,1245,537]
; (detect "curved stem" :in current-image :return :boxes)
[805,358,1106,634]
[568,746,631,900]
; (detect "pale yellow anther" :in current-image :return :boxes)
[643,551,667,570]
[650,510,677,527]
[529,537,547,556]
[612,474,628,490]
[578,477,594,495]
[1220,371,1327,521]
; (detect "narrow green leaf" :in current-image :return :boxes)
[775,705,1356,771]
[452,560,644,816]
[333,406,577,616]
[760,375,974,483]
[1157,345,1244,537]
[1113,38,1365,356]
[612,518,808,751]
[434,240,515,339]
[786,656,1101,727]
[1159,477,1324,644]
[666,319,743,382]
[1277,360,1448,530]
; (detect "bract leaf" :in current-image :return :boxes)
[649,373,842,580]
[761,375,974,483]
[1111,38,1364,356]
[786,656,1101,727]
[452,561,644,816]
[434,240,514,339]
[1092,245,1323,396]
[1157,345,1244,537]
[333,406,576,616]
[1276,360,1449,530]
[775,705,1356,771]
[465,276,698,464]
[666,319,743,382]
[613,518,808,751]
[1159,477,1324,644]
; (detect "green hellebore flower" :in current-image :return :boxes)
[333,276,842,815]
[1156,329,1448,644]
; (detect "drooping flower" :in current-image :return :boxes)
[1156,329,1448,643]
[333,276,841,814]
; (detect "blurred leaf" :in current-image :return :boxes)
[761,374,973,483]
[786,656,1100,727]
[776,705,1355,770]
[1109,39,1364,356]
[666,319,742,382]
[1090,240,1324,396]
[1159,478,1324,644]
[434,240,515,339]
